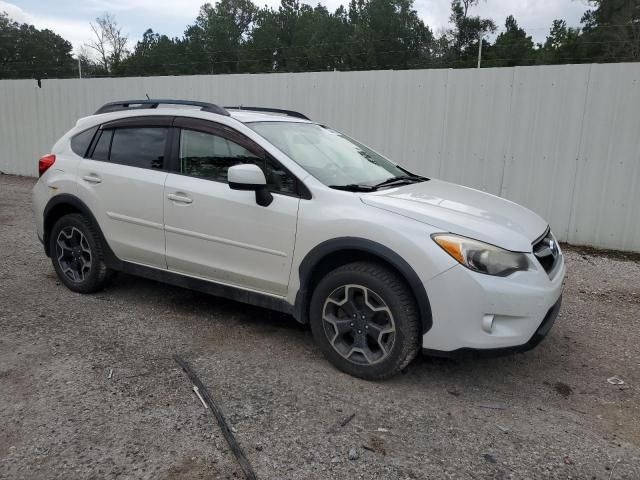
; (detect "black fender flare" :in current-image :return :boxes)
[42,194,121,268]
[293,237,433,334]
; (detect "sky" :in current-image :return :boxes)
[1,0,591,54]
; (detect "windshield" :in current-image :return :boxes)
[249,122,415,188]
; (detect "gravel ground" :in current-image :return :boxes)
[1,174,639,479]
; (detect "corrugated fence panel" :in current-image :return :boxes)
[439,67,514,194]
[569,63,640,251]
[502,64,591,241]
[1,65,639,251]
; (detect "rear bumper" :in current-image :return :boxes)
[423,295,562,359]
[32,179,47,246]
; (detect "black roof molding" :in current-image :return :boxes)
[95,99,230,116]
[224,106,310,120]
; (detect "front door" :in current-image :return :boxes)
[163,123,301,296]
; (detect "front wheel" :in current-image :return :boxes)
[309,261,421,380]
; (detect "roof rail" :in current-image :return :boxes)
[224,106,310,120]
[94,99,230,116]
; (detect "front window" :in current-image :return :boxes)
[249,122,424,190]
[179,128,260,182]
[178,128,298,195]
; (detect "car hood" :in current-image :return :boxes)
[361,179,548,252]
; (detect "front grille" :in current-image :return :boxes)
[532,228,560,275]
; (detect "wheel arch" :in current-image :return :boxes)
[294,237,433,334]
[43,194,120,267]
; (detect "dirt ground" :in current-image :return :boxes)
[1,174,639,479]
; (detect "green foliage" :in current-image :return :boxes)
[484,15,536,67]
[184,0,258,73]
[242,0,353,72]
[345,0,433,69]
[119,29,187,76]
[437,0,496,68]
[1,0,640,79]
[581,0,640,62]
[0,12,75,79]
[538,19,584,65]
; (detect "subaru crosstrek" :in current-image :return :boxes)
[32,99,565,379]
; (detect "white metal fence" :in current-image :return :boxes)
[1,64,639,252]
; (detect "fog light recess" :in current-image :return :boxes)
[482,314,495,333]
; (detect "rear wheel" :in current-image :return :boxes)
[50,213,113,293]
[309,261,421,380]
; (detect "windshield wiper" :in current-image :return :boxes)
[330,175,427,192]
[329,184,376,192]
[373,175,426,189]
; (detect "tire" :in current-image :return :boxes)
[49,213,113,293]
[309,261,421,380]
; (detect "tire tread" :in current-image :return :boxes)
[50,213,113,293]
[310,260,421,380]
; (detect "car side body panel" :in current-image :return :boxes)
[75,158,168,268]
[164,172,299,296]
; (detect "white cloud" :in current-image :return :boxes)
[414,0,589,42]
[80,0,206,21]
[473,0,590,41]
[1,1,93,53]
[0,0,29,22]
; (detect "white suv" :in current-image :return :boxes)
[33,99,565,379]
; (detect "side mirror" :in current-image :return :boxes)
[228,164,273,207]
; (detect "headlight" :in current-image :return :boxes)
[431,233,529,277]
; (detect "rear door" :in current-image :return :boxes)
[76,116,172,268]
[163,119,302,296]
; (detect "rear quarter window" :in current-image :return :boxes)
[91,130,113,161]
[70,127,98,157]
[87,127,168,170]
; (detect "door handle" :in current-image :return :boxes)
[82,174,102,184]
[167,193,193,204]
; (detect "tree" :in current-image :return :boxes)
[0,12,75,79]
[184,0,258,74]
[581,0,640,62]
[443,0,496,67]
[120,29,187,76]
[539,19,584,64]
[485,15,536,67]
[345,0,434,70]
[86,13,129,73]
[76,45,106,77]
[241,6,282,72]
[275,0,353,71]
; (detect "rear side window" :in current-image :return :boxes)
[110,128,168,170]
[70,127,97,157]
[89,127,168,170]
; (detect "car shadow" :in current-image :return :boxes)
[106,272,306,333]
[100,272,564,385]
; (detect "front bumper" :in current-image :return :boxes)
[421,255,565,354]
[424,295,562,358]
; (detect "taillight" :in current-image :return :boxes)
[38,154,56,177]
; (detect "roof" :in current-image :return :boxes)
[90,100,311,125]
[75,106,312,132]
